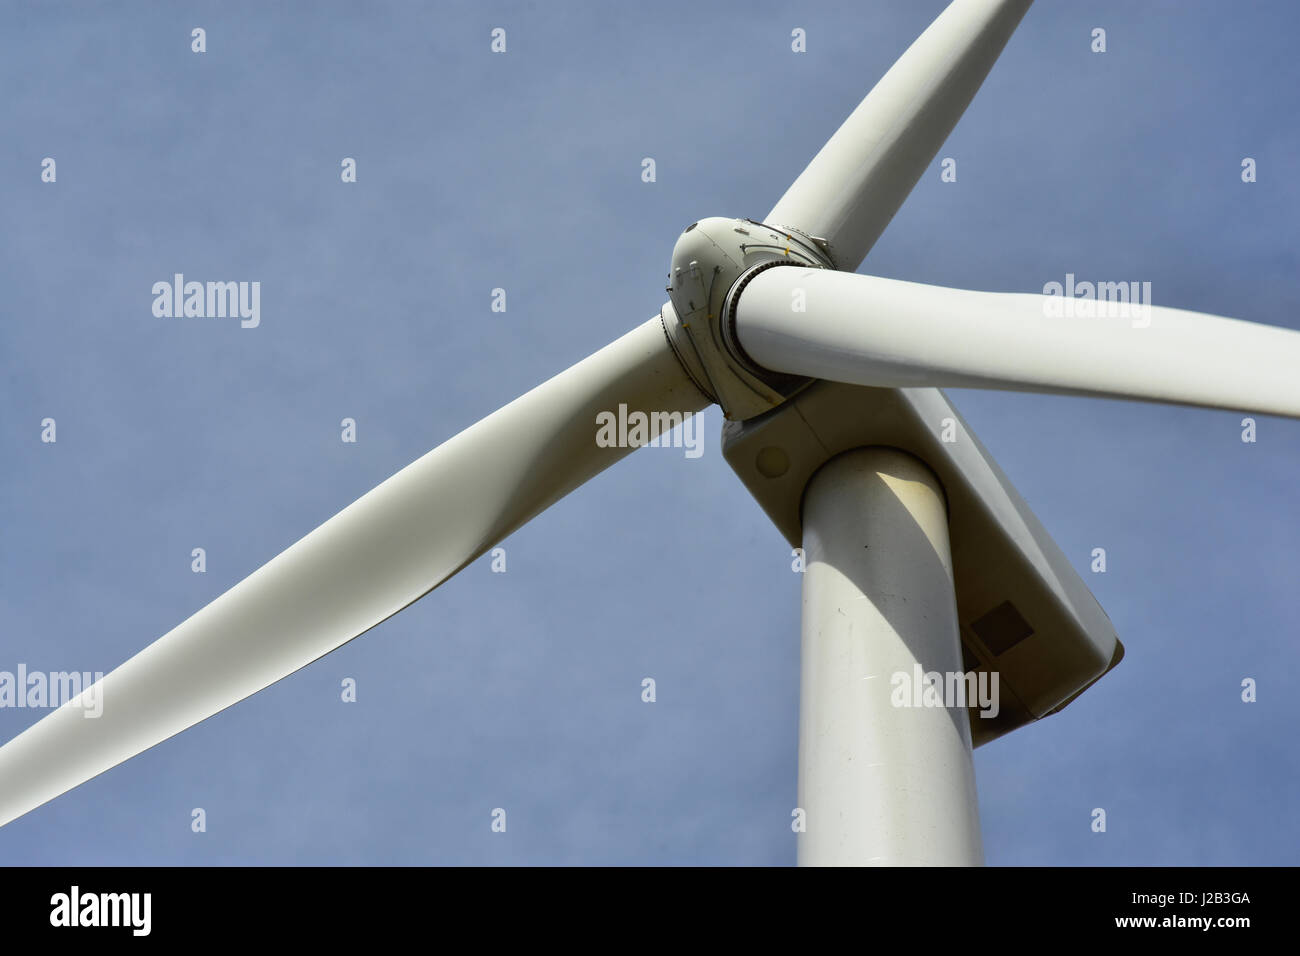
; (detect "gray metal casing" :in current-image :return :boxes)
[721,381,1123,747]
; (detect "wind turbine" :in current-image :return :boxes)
[2,0,1297,864]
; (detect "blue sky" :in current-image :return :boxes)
[1,0,1297,865]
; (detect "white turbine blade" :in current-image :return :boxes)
[0,317,707,828]
[767,0,1032,272]
[732,267,1300,419]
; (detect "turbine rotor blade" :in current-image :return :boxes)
[767,0,1033,272]
[732,267,1300,419]
[0,317,708,828]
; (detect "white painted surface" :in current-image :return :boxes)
[0,317,708,828]
[798,448,983,866]
[767,0,1033,270]
[736,266,1300,420]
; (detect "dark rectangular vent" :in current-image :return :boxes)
[970,600,1034,656]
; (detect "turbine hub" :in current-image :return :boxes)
[661,217,832,421]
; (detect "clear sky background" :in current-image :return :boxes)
[2,0,1297,865]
